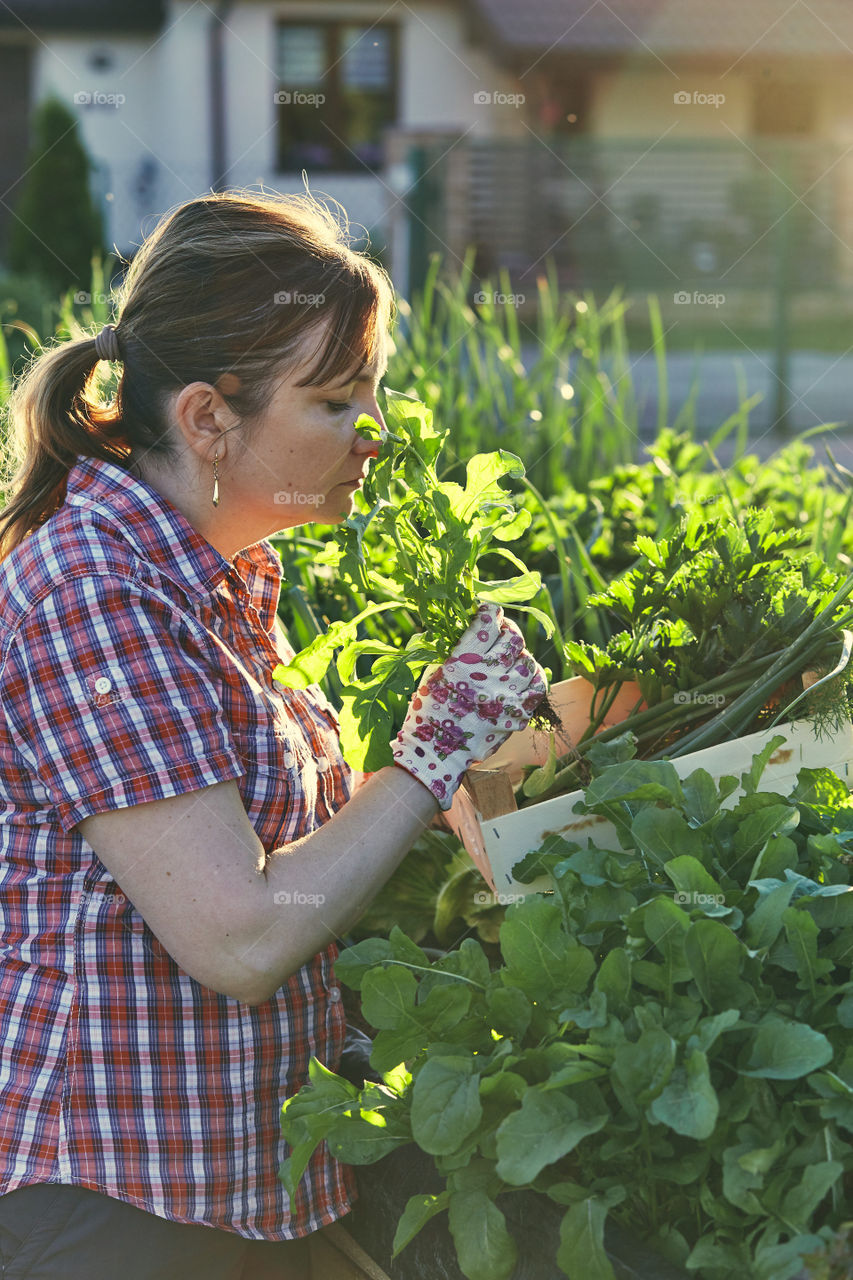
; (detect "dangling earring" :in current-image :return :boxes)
[212,452,220,507]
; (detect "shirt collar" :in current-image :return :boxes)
[64,455,284,630]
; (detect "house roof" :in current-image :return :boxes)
[471,0,853,58]
[0,0,164,32]
[4,0,852,55]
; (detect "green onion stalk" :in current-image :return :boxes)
[516,573,853,807]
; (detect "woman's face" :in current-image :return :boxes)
[228,319,389,536]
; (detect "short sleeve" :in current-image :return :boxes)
[0,574,246,831]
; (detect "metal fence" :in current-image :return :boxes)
[405,135,847,302]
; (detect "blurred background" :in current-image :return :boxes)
[3,0,853,451]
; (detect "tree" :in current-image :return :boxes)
[7,95,105,294]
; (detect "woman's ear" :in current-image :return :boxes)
[172,381,240,459]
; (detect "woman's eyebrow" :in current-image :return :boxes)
[325,362,388,391]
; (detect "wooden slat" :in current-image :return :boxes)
[462,767,517,819]
[309,1222,392,1280]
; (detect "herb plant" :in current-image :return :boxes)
[520,509,853,806]
[272,389,558,771]
[280,737,853,1280]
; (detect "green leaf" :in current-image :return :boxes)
[522,731,558,798]
[684,918,754,1011]
[780,1162,843,1231]
[721,1142,767,1215]
[681,768,723,825]
[556,1198,617,1280]
[326,1117,405,1164]
[410,1056,483,1155]
[448,1188,517,1280]
[741,735,788,795]
[649,1049,719,1139]
[334,937,395,990]
[632,898,691,997]
[500,897,594,999]
[392,1192,450,1258]
[457,450,525,524]
[593,948,632,1015]
[630,809,706,868]
[612,1028,677,1106]
[337,653,415,771]
[272,602,397,689]
[474,570,543,605]
[782,907,834,996]
[485,986,532,1040]
[739,1018,834,1079]
[664,856,725,904]
[581,760,683,810]
[744,880,798,951]
[688,1009,741,1054]
[495,1088,607,1184]
[278,1058,359,1196]
[361,965,418,1030]
[733,804,800,860]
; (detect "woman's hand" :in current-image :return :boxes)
[391,602,548,810]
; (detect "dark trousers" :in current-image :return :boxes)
[0,1183,312,1280]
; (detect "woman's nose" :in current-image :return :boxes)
[355,406,388,458]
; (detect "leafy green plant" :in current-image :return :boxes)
[280,738,853,1280]
[271,389,558,770]
[7,96,106,294]
[519,508,853,806]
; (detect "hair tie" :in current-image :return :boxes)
[94,324,121,362]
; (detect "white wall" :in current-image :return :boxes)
[30,29,168,265]
[26,0,520,268]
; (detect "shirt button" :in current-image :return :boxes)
[328,987,342,1003]
[94,677,112,694]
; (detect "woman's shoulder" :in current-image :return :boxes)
[0,504,143,640]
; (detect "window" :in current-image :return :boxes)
[275,22,398,172]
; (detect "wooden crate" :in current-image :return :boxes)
[445,712,853,897]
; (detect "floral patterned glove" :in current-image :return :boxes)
[391,602,549,810]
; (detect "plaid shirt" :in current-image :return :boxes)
[0,454,358,1239]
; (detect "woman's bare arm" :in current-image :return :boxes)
[76,766,439,1005]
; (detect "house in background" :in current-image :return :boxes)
[0,0,529,295]
[1,0,853,300]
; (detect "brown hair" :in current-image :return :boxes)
[0,188,396,561]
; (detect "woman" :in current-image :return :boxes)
[0,190,547,1280]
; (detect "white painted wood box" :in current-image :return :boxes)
[445,678,853,896]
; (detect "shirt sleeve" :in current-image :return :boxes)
[0,573,246,831]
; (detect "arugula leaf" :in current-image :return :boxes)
[273,389,552,769]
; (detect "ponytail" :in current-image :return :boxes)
[0,332,129,560]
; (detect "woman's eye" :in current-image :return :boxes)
[326,400,354,413]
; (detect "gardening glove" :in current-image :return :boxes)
[391,602,549,810]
